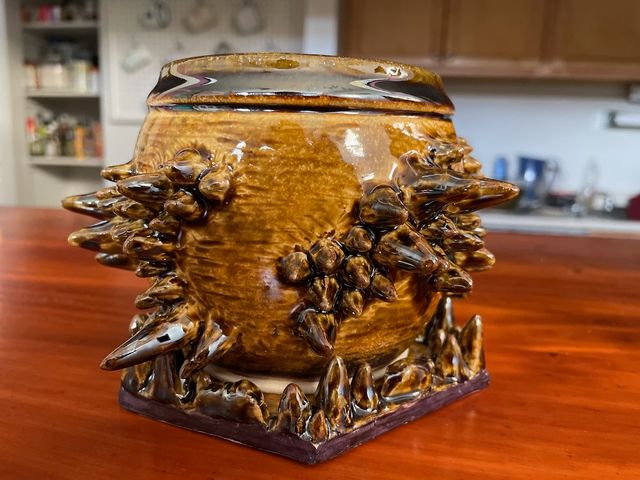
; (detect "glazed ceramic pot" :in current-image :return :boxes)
[64,53,518,463]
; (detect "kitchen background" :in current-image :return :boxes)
[1,0,639,236]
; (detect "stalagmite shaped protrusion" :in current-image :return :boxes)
[435,334,472,381]
[306,410,329,443]
[430,260,473,294]
[381,359,432,403]
[101,161,135,182]
[350,363,379,414]
[341,255,372,289]
[179,321,236,378]
[68,220,124,253]
[470,225,487,238]
[420,213,457,239]
[459,314,484,375]
[454,247,496,272]
[369,273,397,302]
[315,356,352,433]
[196,379,269,426]
[135,260,174,278]
[162,148,209,186]
[62,191,122,219]
[425,327,447,359]
[401,171,481,222]
[279,251,312,284]
[198,167,232,203]
[128,312,150,333]
[450,213,482,230]
[121,313,153,394]
[271,383,311,435]
[429,141,464,169]
[308,239,344,275]
[463,155,482,174]
[343,225,374,253]
[308,276,340,312]
[100,309,197,370]
[296,309,336,356]
[95,252,136,270]
[427,295,454,334]
[95,185,121,200]
[135,274,186,309]
[393,150,435,183]
[444,231,483,252]
[122,234,176,261]
[144,353,193,406]
[229,380,270,422]
[338,289,364,317]
[117,173,174,207]
[421,215,483,252]
[110,198,157,220]
[163,190,205,221]
[149,211,182,237]
[453,177,519,213]
[359,186,409,227]
[121,361,153,395]
[373,224,441,275]
[110,219,151,244]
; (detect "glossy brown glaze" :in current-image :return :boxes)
[64,55,516,378]
[148,53,454,114]
[61,54,518,460]
[2,208,640,477]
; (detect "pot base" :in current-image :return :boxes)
[119,370,489,464]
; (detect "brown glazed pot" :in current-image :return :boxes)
[64,53,518,380]
[138,54,457,377]
[64,53,519,462]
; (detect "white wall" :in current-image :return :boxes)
[446,80,640,206]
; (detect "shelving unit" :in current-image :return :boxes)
[19,2,103,174]
[29,155,103,168]
[22,20,99,32]
[0,0,106,206]
[26,88,100,98]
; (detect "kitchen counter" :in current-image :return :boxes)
[1,207,639,479]
[482,209,640,236]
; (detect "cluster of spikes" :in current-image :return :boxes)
[63,136,501,445]
[120,294,485,445]
[278,139,518,356]
[62,146,239,378]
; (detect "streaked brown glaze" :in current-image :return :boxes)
[61,54,518,460]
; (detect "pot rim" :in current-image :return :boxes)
[147,52,454,115]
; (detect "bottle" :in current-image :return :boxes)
[27,116,44,156]
[571,160,598,217]
[493,157,508,181]
[45,120,60,156]
[88,66,99,93]
[92,121,103,158]
[83,120,95,158]
[74,124,85,159]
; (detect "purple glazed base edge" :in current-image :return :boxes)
[118,370,489,464]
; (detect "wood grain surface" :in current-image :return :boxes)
[1,207,639,479]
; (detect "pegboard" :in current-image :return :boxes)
[105,0,305,122]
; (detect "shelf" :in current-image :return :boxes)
[481,211,640,237]
[22,21,99,32]
[29,156,103,168]
[26,89,100,98]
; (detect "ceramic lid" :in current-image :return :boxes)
[147,53,454,115]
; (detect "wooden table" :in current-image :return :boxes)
[1,207,639,479]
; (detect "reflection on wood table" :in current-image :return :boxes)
[0,207,639,479]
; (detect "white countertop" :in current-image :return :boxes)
[481,210,640,237]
